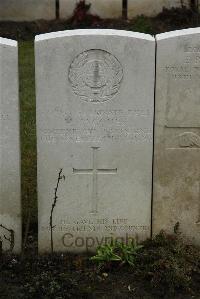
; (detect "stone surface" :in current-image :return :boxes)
[0,0,55,21]
[128,0,189,18]
[35,29,155,253]
[60,0,122,19]
[153,28,200,246]
[0,37,21,253]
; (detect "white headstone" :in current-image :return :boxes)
[153,28,200,246]
[0,38,21,253]
[35,29,155,252]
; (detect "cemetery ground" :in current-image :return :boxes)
[1,6,200,299]
[1,232,200,299]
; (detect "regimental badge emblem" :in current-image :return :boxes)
[69,49,123,103]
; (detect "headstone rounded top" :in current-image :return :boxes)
[0,37,17,47]
[35,29,154,42]
[156,27,200,41]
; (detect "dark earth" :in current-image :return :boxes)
[0,5,200,299]
[1,231,200,299]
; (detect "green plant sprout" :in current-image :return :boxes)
[91,239,143,267]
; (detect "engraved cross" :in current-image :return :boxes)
[73,147,117,214]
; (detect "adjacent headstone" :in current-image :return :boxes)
[35,29,155,252]
[0,38,21,253]
[60,0,122,20]
[153,28,200,246]
[0,0,55,21]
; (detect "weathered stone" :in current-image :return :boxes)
[153,28,200,246]
[0,0,55,21]
[0,38,21,253]
[35,29,155,252]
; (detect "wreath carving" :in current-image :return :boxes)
[69,49,123,103]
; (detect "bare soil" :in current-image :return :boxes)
[1,231,200,298]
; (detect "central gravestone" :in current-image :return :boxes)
[35,30,155,252]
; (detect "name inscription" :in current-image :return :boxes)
[40,108,153,144]
[164,44,200,80]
